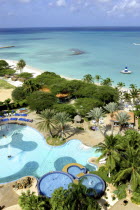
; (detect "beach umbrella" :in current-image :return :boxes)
[74,115,82,123]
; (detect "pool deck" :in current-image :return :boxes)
[27,111,105,147]
[62,163,85,173]
[110,199,140,210]
[0,183,19,209]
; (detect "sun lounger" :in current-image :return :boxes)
[15,113,20,116]
[10,118,18,121]
[18,118,26,121]
[1,118,9,122]
[99,161,106,164]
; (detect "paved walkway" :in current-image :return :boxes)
[110,199,140,210]
[0,183,19,209]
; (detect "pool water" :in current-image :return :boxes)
[38,172,73,197]
[0,124,101,183]
[80,174,105,196]
[67,166,86,177]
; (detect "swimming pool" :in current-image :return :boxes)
[38,172,74,197]
[80,174,105,196]
[0,124,101,184]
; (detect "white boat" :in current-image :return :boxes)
[120,67,132,74]
[133,43,140,46]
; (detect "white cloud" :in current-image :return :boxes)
[56,0,66,7]
[108,0,140,15]
[98,0,111,2]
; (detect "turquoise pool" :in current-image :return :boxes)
[0,124,101,183]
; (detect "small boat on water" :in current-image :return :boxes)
[120,67,132,74]
[133,43,140,46]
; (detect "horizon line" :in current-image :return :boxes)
[1,26,140,29]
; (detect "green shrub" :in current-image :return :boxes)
[113,184,127,200]
[0,69,16,76]
[76,126,84,130]
[53,104,76,118]
[75,97,103,116]
[18,190,50,209]
[12,87,26,101]
[131,187,140,204]
[18,72,33,79]
[0,60,9,70]
[27,91,57,112]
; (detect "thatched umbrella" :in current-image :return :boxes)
[74,115,82,123]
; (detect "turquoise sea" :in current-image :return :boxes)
[0,27,140,87]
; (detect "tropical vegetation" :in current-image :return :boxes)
[17,59,26,73]
[18,183,101,210]
[96,130,140,204]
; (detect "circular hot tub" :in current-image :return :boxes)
[79,174,105,197]
[37,171,74,197]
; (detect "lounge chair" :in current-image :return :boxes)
[1,118,9,122]
[18,118,26,121]
[10,118,18,121]
[15,113,20,116]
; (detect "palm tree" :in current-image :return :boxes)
[101,78,114,86]
[115,112,131,133]
[104,102,119,134]
[96,135,120,177]
[50,182,101,209]
[36,109,56,138]
[115,147,140,191]
[129,84,137,89]
[104,102,118,118]
[54,112,71,140]
[130,88,139,105]
[95,75,102,85]
[117,82,125,90]
[83,74,93,83]
[23,79,41,94]
[123,92,131,102]
[18,190,50,209]
[17,59,26,73]
[87,107,105,135]
[4,98,11,110]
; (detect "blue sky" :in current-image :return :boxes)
[0,0,140,28]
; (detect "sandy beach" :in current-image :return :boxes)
[0,59,131,94]
[6,59,43,77]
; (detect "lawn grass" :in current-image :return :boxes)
[0,79,15,89]
[46,136,66,146]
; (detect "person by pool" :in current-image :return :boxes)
[3,134,6,138]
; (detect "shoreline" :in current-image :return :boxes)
[1,59,130,92]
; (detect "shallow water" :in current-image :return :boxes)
[0,27,140,87]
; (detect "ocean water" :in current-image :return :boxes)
[0,27,140,87]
